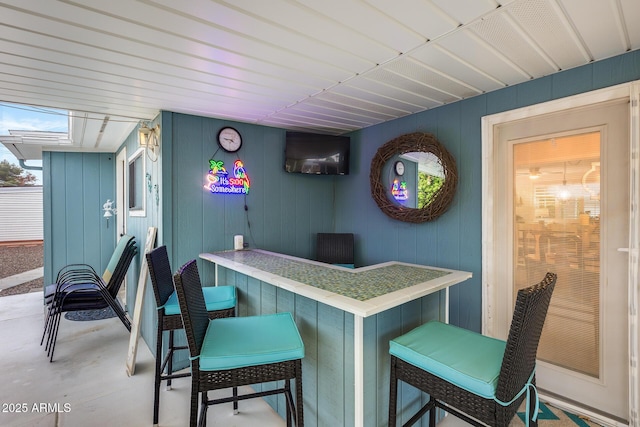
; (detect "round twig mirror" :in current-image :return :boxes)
[369,132,458,223]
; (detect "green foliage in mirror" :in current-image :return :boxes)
[417,172,445,209]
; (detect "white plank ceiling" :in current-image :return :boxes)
[0,0,638,158]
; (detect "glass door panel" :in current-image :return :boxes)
[513,131,600,378]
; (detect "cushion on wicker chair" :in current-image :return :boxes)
[334,263,355,269]
[389,321,506,399]
[198,312,305,371]
[162,286,237,315]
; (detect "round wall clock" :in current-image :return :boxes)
[217,127,242,153]
[394,160,405,176]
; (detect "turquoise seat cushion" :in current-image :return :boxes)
[163,286,236,315]
[334,263,355,268]
[389,321,506,399]
[199,312,304,371]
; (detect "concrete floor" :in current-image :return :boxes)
[0,292,602,427]
[0,292,286,427]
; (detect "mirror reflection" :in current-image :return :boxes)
[386,152,445,209]
[369,132,457,223]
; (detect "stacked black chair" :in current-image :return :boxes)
[174,259,305,427]
[146,246,237,426]
[389,272,557,427]
[41,235,137,362]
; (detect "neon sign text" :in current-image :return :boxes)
[204,159,250,194]
[391,179,408,201]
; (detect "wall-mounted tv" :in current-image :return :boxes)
[284,131,350,175]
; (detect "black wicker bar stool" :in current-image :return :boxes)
[174,259,304,427]
[389,272,556,427]
[316,232,355,268]
[146,246,237,426]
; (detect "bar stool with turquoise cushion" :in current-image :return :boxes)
[389,272,556,427]
[146,246,237,427]
[174,259,304,427]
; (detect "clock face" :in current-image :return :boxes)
[217,127,242,153]
[394,161,405,176]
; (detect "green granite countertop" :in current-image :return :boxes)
[208,250,451,301]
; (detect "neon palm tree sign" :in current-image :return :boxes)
[391,179,408,202]
[204,159,250,194]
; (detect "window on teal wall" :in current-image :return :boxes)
[128,147,145,217]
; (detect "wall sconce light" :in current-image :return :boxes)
[103,199,117,227]
[139,122,161,162]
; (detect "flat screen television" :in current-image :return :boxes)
[284,131,350,175]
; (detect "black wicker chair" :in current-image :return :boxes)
[389,272,557,427]
[41,235,137,362]
[146,246,237,426]
[174,259,304,427]
[316,232,355,268]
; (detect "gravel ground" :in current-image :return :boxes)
[0,242,44,297]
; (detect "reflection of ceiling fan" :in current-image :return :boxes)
[516,167,562,180]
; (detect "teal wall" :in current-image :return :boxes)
[161,112,340,282]
[117,116,163,352]
[43,152,117,287]
[336,50,640,332]
[148,112,341,366]
[42,50,640,424]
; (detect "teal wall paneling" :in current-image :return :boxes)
[81,155,102,266]
[106,114,164,366]
[295,293,319,426]
[515,75,553,107]
[334,49,640,335]
[450,95,485,330]
[41,49,640,426]
[317,303,346,426]
[43,152,116,286]
[593,51,640,90]
[165,112,338,288]
[551,65,593,100]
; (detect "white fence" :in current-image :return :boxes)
[0,187,43,242]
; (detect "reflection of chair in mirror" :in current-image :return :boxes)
[316,232,355,268]
[388,272,557,427]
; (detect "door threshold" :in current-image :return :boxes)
[539,391,628,427]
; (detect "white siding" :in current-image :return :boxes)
[0,187,43,242]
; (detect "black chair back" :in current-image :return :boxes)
[173,260,210,360]
[495,272,556,403]
[146,245,175,308]
[316,232,354,265]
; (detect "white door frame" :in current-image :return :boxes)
[481,81,639,427]
[115,148,127,307]
[116,148,127,238]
